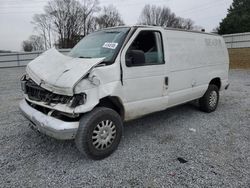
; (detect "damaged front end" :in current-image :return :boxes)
[20,48,105,116]
[21,75,87,109]
[18,26,127,141]
[20,74,82,139]
[18,48,106,140]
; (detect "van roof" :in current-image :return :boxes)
[101,25,220,37]
[132,25,220,36]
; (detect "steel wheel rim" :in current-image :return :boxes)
[92,120,116,150]
[209,91,217,108]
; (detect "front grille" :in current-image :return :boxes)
[25,79,72,105]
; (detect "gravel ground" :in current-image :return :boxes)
[0,67,249,188]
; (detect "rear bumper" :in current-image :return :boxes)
[19,99,79,140]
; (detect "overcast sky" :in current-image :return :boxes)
[0,0,233,51]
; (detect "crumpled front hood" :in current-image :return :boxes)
[26,48,104,96]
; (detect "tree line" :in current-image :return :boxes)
[23,0,199,51]
[22,0,250,51]
[217,0,250,35]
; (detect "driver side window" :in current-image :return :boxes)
[126,31,164,67]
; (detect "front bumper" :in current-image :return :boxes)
[19,99,79,140]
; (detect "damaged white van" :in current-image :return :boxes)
[19,26,229,159]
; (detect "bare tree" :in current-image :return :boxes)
[22,35,45,52]
[96,5,124,29]
[87,16,98,34]
[29,0,134,50]
[138,4,194,30]
[22,41,33,52]
[81,0,100,36]
[42,0,100,48]
[32,14,53,49]
[44,0,86,48]
[176,18,194,30]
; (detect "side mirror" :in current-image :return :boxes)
[126,50,145,67]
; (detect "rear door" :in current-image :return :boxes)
[120,28,169,120]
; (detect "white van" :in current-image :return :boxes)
[19,26,229,159]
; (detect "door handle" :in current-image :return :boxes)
[165,77,168,86]
[164,77,169,90]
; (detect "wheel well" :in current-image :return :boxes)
[209,78,221,90]
[97,96,125,120]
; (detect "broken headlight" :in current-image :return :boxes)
[20,74,28,94]
[69,93,87,108]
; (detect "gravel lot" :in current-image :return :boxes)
[0,67,249,188]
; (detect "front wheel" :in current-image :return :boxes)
[75,107,123,160]
[199,84,219,113]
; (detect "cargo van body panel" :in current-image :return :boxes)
[165,30,229,108]
[120,28,229,120]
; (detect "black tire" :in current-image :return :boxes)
[199,84,219,113]
[75,107,123,160]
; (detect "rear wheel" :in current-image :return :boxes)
[75,107,123,160]
[199,84,219,113]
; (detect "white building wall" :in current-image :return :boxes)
[223,32,250,48]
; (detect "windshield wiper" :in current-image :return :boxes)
[78,56,93,59]
[105,31,121,33]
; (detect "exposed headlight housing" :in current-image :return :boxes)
[70,93,87,108]
[20,74,28,93]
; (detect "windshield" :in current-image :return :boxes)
[68,27,130,64]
